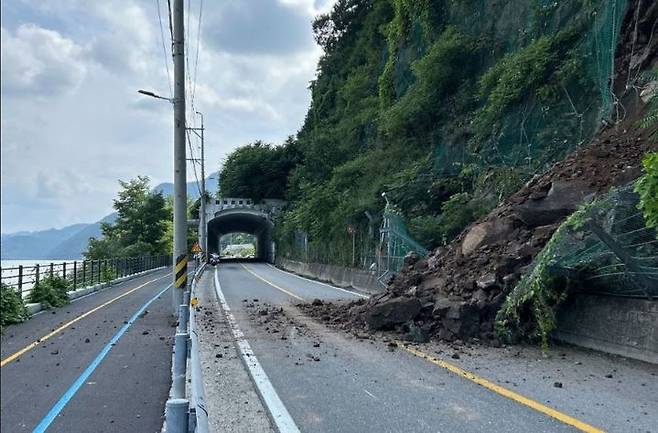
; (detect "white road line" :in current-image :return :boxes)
[364,389,377,399]
[213,268,301,433]
[265,263,368,299]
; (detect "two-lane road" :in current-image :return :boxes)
[210,262,594,433]
[1,268,178,433]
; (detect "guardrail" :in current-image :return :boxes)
[1,255,171,299]
[165,263,209,433]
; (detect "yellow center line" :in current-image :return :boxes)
[399,343,606,433]
[1,274,168,368]
[241,264,305,301]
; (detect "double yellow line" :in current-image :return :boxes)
[1,275,167,368]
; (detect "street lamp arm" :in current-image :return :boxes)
[137,89,174,103]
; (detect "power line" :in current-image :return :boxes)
[186,130,203,197]
[191,0,203,111]
[166,0,174,43]
[155,0,173,97]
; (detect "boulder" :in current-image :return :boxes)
[461,219,513,256]
[365,297,422,330]
[514,180,593,227]
[432,296,460,318]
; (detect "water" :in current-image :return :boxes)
[1,259,75,295]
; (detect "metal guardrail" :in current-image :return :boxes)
[165,263,209,433]
[1,255,171,299]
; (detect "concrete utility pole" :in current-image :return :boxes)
[172,0,187,314]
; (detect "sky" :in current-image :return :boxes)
[1,0,333,234]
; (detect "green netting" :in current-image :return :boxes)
[433,0,628,174]
[550,185,658,298]
[497,183,657,344]
[379,210,429,272]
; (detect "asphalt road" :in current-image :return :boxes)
[1,268,177,433]
[214,262,583,433]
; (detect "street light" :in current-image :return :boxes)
[137,89,174,103]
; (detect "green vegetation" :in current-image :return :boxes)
[635,152,658,230]
[29,275,70,308]
[219,139,301,200]
[85,176,171,259]
[218,0,630,265]
[1,283,29,329]
[495,202,593,348]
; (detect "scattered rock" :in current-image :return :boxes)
[554,382,563,388]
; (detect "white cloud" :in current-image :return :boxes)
[1,0,334,233]
[1,24,87,97]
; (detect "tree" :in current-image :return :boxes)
[219,138,301,200]
[85,176,171,259]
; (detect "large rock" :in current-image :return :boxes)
[365,297,422,330]
[514,180,593,227]
[461,219,513,256]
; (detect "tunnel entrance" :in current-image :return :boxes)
[207,208,274,262]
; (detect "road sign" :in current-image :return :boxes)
[191,242,202,253]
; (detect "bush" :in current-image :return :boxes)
[635,152,658,230]
[29,275,70,308]
[1,283,30,329]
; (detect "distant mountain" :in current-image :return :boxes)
[46,213,117,259]
[1,224,90,259]
[1,173,219,260]
[153,171,219,199]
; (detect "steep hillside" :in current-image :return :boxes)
[265,0,656,264]
[297,0,657,344]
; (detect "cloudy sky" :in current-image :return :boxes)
[1,0,332,234]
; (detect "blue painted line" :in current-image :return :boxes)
[33,282,173,433]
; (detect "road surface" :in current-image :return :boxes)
[1,268,176,433]
[208,262,618,433]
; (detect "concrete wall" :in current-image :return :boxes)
[276,258,384,295]
[554,293,658,364]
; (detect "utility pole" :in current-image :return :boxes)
[172,0,187,314]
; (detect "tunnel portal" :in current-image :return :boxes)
[207,208,274,262]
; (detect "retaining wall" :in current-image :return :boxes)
[554,293,658,364]
[276,258,383,295]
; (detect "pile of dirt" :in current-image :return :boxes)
[302,120,657,344]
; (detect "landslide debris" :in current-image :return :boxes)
[301,121,657,344]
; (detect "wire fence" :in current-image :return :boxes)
[1,255,171,299]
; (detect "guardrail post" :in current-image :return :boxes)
[50,262,54,278]
[73,262,77,289]
[97,260,101,284]
[166,398,189,433]
[177,304,189,333]
[35,264,40,286]
[18,265,23,293]
[172,332,188,398]
[62,262,67,281]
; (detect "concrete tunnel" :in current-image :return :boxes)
[206,208,274,262]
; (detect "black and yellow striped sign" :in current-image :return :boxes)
[174,254,188,288]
